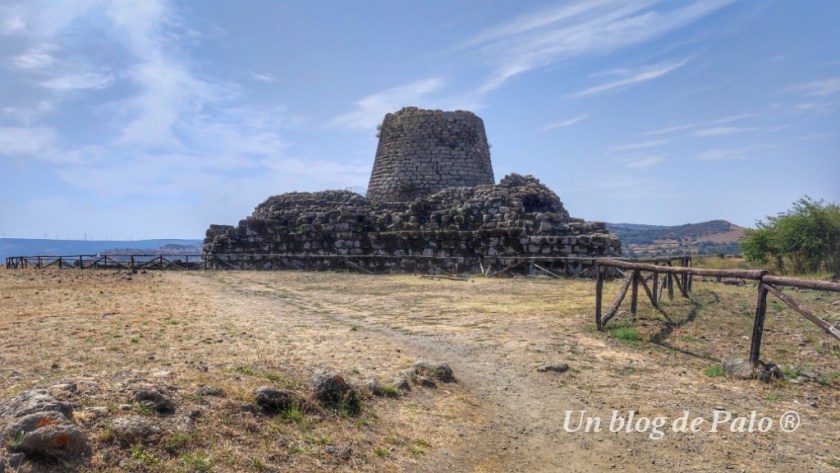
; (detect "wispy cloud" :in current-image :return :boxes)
[692,126,756,137]
[642,112,757,136]
[0,7,26,34]
[455,0,733,94]
[642,123,696,136]
[695,143,780,161]
[11,49,55,70]
[538,113,589,132]
[609,139,669,152]
[331,78,445,130]
[624,155,664,169]
[794,101,834,113]
[790,77,840,97]
[0,0,310,198]
[249,71,278,83]
[40,71,114,91]
[572,59,688,97]
[0,126,56,159]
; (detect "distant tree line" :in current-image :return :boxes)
[740,197,840,276]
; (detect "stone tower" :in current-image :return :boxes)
[366,107,495,202]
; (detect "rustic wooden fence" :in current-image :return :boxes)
[6,253,671,276]
[593,258,840,369]
[5,255,204,270]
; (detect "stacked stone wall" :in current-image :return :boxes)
[367,107,494,202]
[203,175,620,273]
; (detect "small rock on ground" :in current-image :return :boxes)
[411,360,455,382]
[253,386,299,412]
[195,386,225,397]
[537,363,569,373]
[8,453,25,468]
[312,370,356,404]
[391,376,411,392]
[722,358,783,382]
[311,370,360,413]
[722,358,752,379]
[110,415,163,445]
[416,376,438,388]
[363,379,384,397]
[133,389,175,413]
[324,445,352,461]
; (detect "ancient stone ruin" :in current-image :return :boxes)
[202,107,621,273]
[367,107,495,201]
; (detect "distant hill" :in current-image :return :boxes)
[606,220,745,257]
[0,239,202,261]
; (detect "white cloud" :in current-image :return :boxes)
[40,71,114,91]
[692,126,755,137]
[458,0,733,93]
[642,123,697,136]
[695,143,780,161]
[696,148,745,161]
[710,113,758,124]
[0,126,56,157]
[642,112,757,136]
[795,101,834,113]
[609,139,669,152]
[538,113,589,132]
[790,78,840,97]
[331,78,445,130]
[1,0,310,203]
[624,155,663,169]
[11,50,55,70]
[1,100,54,125]
[572,59,687,97]
[249,71,278,83]
[1,10,26,34]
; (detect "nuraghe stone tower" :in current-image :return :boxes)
[202,107,621,274]
[367,107,495,201]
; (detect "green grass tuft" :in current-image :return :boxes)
[609,326,641,343]
[704,364,726,377]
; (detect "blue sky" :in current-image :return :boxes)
[0,0,837,240]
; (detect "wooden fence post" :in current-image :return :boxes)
[652,269,659,303]
[595,264,604,330]
[749,283,769,367]
[667,273,674,301]
[687,257,693,293]
[630,270,639,315]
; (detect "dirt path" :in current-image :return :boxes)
[197,272,645,472]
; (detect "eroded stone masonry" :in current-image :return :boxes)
[202,107,621,273]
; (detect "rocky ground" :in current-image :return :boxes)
[0,268,838,472]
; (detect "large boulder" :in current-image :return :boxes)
[2,411,90,459]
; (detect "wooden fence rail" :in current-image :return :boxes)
[593,258,840,371]
[7,253,689,277]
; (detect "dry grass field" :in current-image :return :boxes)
[1,267,839,472]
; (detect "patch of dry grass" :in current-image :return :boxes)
[0,268,486,472]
